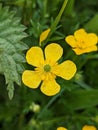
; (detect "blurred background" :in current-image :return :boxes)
[0,0,98,129]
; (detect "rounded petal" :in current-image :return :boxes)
[52,60,77,80]
[39,28,50,44]
[57,127,68,130]
[40,79,60,96]
[74,28,87,41]
[82,125,97,130]
[65,35,77,48]
[86,33,98,46]
[22,70,41,88]
[45,43,63,63]
[73,45,97,55]
[26,47,44,67]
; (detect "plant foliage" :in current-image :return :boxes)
[0,0,98,130]
[0,4,28,99]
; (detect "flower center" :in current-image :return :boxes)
[78,40,86,49]
[44,64,51,72]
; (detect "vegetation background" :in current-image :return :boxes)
[0,0,98,129]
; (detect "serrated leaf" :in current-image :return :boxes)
[12,53,26,63]
[16,64,25,74]
[0,5,28,99]
[7,82,14,100]
[0,54,21,85]
[15,42,28,51]
[0,37,16,54]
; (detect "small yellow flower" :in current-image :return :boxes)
[65,29,98,55]
[82,125,97,130]
[57,127,68,130]
[22,43,77,96]
[39,28,50,45]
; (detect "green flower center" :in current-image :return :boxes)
[44,64,51,72]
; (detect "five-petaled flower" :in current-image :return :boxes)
[22,43,77,96]
[57,127,68,130]
[82,125,97,130]
[65,29,98,55]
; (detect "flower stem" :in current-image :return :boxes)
[42,0,69,47]
[49,0,69,36]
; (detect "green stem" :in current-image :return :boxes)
[42,0,69,47]
[49,0,68,36]
[43,0,48,17]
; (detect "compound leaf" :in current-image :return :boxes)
[0,5,28,99]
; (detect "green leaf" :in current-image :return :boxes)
[7,82,14,100]
[0,54,20,85]
[84,13,98,34]
[49,36,64,41]
[66,89,98,110]
[0,5,28,99]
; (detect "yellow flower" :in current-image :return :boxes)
[57,127,68,130]
[65,29,98,55]
[82,125,97,130]
[39,28,50,45]
[22,43,77,96]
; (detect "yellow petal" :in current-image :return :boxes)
[26,47,44,67]
[57,127,68,130]
[39,28,50,44]
[22,70,41,88]
[73,45,97,55]
[52,60,77,80]
[74,28,87,41]
[40,79,60,96]
[45,43,63,63]
[85,33,98,46]
[65,35,77,48]
[82,125,97,130]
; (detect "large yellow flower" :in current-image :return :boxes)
[22,43,77,96]
[82,125,97,130]
[65,29,98,55]
[57,127,68,130]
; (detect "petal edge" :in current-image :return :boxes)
[52,60,77,80]
[26,47,44,67]
[40,79,60,96]
[22,70,41,89]
[45,43,63,63]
